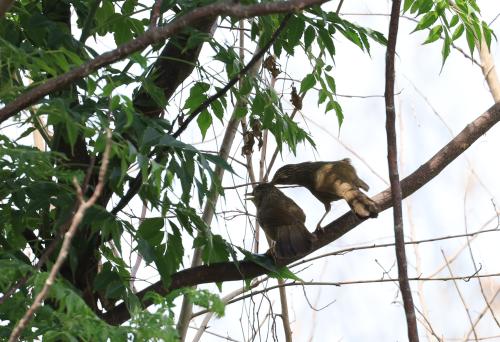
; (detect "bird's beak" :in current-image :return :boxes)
[244,192,255,201]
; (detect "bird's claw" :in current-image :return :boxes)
[314,224,325,234]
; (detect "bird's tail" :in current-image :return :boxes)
[275,224,315,259]
[344,188,379,218]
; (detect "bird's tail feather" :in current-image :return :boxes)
[345,190,378,218]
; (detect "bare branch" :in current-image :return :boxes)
[465,287,500,340]
[440,250,478,341]
[9,129,112,342]
[384,0,419,340]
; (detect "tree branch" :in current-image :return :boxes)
[0,0,328,124]
[0,0,14,18]
[101,101,500,326]
[384,0,419,341]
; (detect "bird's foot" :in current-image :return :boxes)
[314,224,325,234]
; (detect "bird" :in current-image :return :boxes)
[246,183,315,259]
[271,159,378,230]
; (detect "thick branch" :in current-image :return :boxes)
[102,102,500,326]
[0,0,328,124]
[0,0,14,18]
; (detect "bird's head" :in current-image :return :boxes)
[271,164,298,185]
[245,183,276,206]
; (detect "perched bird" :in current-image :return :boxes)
[271,159,378,230]
[247,183,315,259]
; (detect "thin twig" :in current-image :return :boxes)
[428,211,500,278]
[189,325,242,342]
[9,129,112,342]
[440,249,478,342]
[463,175,500,329]
[465,287,500,340]
[130,201,147,292]
[217,274,500,310]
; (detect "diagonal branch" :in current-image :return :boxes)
[101,101,500,326]
[0,0,328,124]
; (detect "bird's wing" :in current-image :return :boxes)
[274,223,314,258]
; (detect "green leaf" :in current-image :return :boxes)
[122,0,137,15]
[287,14,306,49]
[201,234,231,264]
[423,25,443,44]
[414,11,439,32]
[482,21,492,50]
[239,249,303,281]
[317,27,335,57]
[137,217,164,246]
[234,104,247,118]
[304,25,316,50]
[325,74,336,93]
[451,24,465,41]
[197,110,212,139]
[300,73,316,94]
[185,288,225,317]
[210,99,224,121]
[184,82,210,111]
[164,222,184,277]
[465,29,476,59]
[403,0,415,13]
[416,0,434,15]
[441,35,451,65]
[449,14,459,27]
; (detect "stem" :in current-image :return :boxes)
[385,0,419,340]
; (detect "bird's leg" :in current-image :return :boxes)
[315,204,331,233]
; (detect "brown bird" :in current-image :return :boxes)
[247,183,315,259]
[271,159,378,230]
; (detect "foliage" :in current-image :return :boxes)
[0,0,493,339]
[404,0,495,64]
